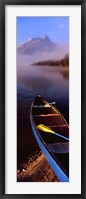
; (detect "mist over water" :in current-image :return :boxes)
[17,41,69,67]
[17,64,69,122]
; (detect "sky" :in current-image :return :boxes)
[17,17,69,47]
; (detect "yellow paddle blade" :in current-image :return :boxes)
[36,124,54,134]
[37,124,69,141]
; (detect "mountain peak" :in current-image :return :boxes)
[17,35,57,55]
[28,38,32,41]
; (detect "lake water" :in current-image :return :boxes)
[17,65,69,122]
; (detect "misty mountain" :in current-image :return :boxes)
[17,36,58,55]
[17,36,69,66]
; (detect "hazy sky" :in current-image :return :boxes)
[17,17,69,46]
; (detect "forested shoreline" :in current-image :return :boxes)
[32,54,69,67]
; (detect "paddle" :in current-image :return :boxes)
[37,124,69,141]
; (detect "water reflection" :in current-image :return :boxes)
[17,65,69,121]
[18,66,68,97]
[59,69,69,80]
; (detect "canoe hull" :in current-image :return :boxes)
[30,96,69,182]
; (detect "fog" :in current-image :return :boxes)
[17,44,69,71]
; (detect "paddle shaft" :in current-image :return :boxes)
[52,131,69,141]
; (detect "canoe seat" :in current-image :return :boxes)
[33,114,59,117]
[47,142,69,154]
[33,104,50,108]
[48,125,66,127]
[34,115,65,126]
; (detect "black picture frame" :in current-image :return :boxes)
[0,0,86,198]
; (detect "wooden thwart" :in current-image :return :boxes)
[33,113,59,117]
[48,124,67,127]
[33,104,50,108]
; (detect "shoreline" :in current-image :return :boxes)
[17,153,59,182]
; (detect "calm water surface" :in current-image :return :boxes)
[17,65,69,122]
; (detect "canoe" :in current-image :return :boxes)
[30,94,69,182]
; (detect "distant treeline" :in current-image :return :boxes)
[32,54,69,67]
